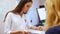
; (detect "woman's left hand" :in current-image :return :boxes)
[30,26,44,31]
[37,26,44,31]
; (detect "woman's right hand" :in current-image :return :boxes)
[30,26,44,31]
[10,30,30,34]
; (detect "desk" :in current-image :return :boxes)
[24,29,45,34]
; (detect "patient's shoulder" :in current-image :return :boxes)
[46,26,60,34]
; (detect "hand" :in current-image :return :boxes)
[37,26,44,31]
[30,26,44,31]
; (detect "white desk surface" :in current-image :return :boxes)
[24,29,45,34]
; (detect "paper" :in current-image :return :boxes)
[27,29,45,34]
[37,8,46,20]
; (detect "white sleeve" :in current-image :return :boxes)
[4,13,12,34]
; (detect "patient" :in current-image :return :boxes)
[44,0,60,34]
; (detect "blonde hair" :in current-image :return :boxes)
[44,0,60,31]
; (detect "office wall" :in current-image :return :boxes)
[40,0,46,5]
[0,0,18,22]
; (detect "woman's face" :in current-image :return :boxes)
[22,2,32,14]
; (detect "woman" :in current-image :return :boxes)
[44,0,60,34]
[4,0,42,34]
